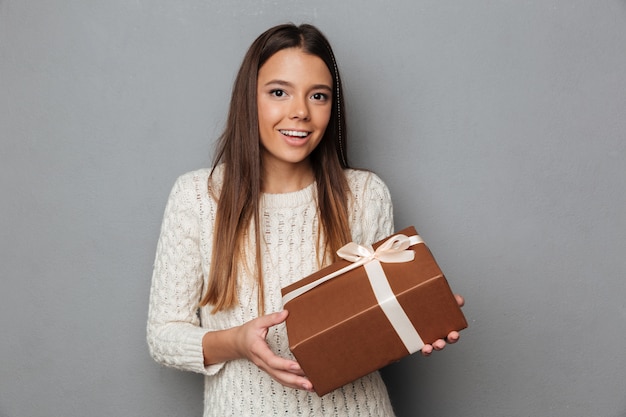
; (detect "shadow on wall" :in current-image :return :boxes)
[382,360,626,417]
[380,357,429,413]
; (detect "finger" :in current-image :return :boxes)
[446,331,460,344]
[455,294,465,307]
[270,369,314,392]
[288,363,307,377]
[421,344,434,356]
[432,339,446,350]
[264,354,306,377]
[252,348,312,390]
[255,310,289,329]
[251,340,307,377]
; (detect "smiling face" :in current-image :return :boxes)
[257,47,333,178]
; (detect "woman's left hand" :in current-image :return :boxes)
[420,294,465,356]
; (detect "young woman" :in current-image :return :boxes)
[147,23,462,417]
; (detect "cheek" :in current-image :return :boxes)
[257,100,267,127]
[258,102,283,132]
[317,106,332,130]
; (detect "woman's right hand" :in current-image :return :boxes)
[236,310,313,391]
[202,310,314,392]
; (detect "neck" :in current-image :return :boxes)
[261,161,315,194]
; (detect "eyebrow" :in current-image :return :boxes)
[263,79,332,91]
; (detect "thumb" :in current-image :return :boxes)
[257,310,289,328]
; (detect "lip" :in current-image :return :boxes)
[279,129,311,136]
[278,129,312,146]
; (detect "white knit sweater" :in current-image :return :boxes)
[147,165,396,417]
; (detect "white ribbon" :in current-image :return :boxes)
[282,233,426,353]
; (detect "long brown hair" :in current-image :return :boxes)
[200,24,352,314]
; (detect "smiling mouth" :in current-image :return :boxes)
[279,129,310,138]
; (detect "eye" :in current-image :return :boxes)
[311,92,329,101]
[270,89,286,98]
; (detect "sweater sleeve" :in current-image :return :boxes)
[146,174,216,375]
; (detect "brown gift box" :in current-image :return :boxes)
[281,226,467,396]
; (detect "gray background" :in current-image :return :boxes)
[1,1,625,416]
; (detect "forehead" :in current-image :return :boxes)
[258,48,332,86]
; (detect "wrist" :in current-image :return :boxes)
[202,326,242,366]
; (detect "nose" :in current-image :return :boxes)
[289,95,310,121]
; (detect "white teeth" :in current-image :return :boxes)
[280,130,309,138]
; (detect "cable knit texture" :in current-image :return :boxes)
[147,165,396,417]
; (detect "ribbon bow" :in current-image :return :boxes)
[337,234,416,264]
[282,234,423,305]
